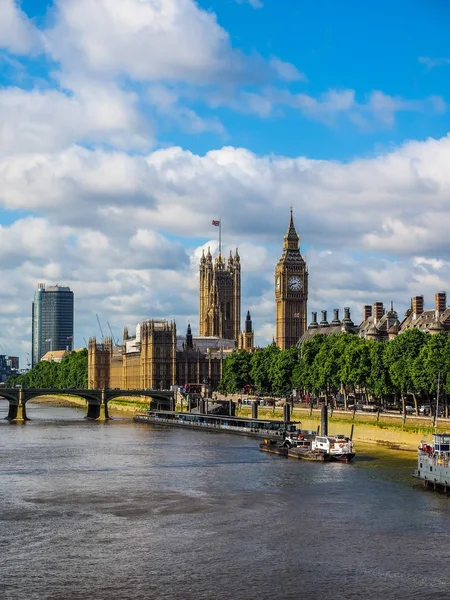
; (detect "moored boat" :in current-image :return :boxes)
[312,435,355,462]
[287,447,331,461]
[259,438,288,456]
[414,433,450,491]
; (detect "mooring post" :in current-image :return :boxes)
[321,403,328,436]
[283,403,291,424]
[252,401,258,420]
[228,400,233,416]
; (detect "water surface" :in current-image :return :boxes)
[1,401,449,600]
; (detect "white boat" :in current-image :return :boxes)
[414,434,450,491]
[283,432,355,462]
[413,372,449,491]
[312,435,355,462]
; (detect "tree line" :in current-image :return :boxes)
[6,350,88,389]
[219,330,450,414]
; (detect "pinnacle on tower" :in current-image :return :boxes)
[245,310,252,333]
[284,206,299,248]
[186,323,193,349]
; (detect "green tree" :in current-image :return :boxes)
[219,349,252,393]
[250,345,280,395]
[384,328,427,414]
[271,346,299,395]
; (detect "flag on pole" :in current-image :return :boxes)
[212,220,220,226]
[294,313,300,318]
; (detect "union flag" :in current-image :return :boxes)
[212,220,220,226]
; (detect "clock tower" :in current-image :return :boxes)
[275,209,308,349]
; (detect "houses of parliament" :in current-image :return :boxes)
[88,210,308,390]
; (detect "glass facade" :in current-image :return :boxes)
[31,284,74,367]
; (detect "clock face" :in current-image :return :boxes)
[276,275,281,291]
[288,275,302,292]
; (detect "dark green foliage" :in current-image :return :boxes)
[6,350,88,389]
[218,331,450,404]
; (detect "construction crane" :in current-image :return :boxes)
[96,314,105,341]
[107,322,120,346]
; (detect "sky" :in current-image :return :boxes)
[0,0,450,365]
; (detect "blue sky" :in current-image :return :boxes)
[0,0,450,362]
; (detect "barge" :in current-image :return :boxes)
[259,438,289,456]
[134,409,303,439]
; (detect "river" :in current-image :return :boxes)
[1,400,450,600]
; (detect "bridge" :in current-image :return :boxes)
[0,388,175,422]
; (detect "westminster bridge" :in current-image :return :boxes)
[0,388,175,422]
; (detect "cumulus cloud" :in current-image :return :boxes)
[1,135,450,355]
[45,0,274,85]
[0,0,41,54]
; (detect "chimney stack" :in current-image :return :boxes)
[320,310,329,326]
[412,295,424,319]
[435,292,446,313]
[373,302,384,322]
[363,305,372,321]
[309,312,318,329]
[331,309,341,325]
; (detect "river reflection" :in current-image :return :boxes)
[1,401,450,600]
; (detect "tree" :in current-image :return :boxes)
[250,345,280,395]
[384,328,427,414]
[271,346,299,395]
[219,350,252,394]
[6,350,88,389]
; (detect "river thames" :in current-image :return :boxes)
[1,401,450,600]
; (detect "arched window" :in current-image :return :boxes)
[226,302,231,319]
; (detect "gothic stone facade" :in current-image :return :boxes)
[88,321,230,391]
[199,248,241,341]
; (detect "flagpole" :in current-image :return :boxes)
[219,217,222,256]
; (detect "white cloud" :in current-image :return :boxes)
[0,0,41,54]
[1,135,450,359]
[46,0,268,85]
[0,82,151,155]
[208,87,446,127]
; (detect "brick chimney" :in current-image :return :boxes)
[412,295,424,319]
[363,304,372,321]
[373,302,384,322]
[435,292,446,313]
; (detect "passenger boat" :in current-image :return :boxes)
[259,438,288,456]
[134,409,300,440]
[414,433,450,491]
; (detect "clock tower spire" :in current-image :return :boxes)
[275,208,308,349]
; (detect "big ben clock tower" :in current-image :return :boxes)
[275,208,308,349]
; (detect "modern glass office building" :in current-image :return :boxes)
[31,283,74,367]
